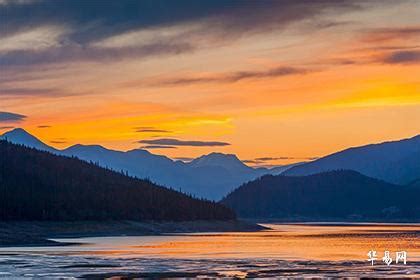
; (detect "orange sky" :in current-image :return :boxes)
[1,1,419,166]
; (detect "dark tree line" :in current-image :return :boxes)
[222,170,420,220]
[0,140,235,221]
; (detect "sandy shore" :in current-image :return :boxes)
[0,220,265,247]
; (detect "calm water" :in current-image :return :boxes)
[0,223,419,278]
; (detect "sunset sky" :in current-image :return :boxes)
[1,0,419,166]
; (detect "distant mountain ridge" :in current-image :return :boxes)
[222,170,420,221]
[1,128,58,153]
[0,140,235,221]
[190,153,254,174]
[0,128,292,200]
[284,135,420,185]
[4,128,418,200]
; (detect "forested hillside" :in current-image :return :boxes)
[0,140,235,221]
[284,135,420,185]
[222,170,419,221]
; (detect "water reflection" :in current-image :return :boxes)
[0,223,419,278]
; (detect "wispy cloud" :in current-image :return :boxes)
[139,138,230,147]
[361,26,420,44]
[37,125,51,128]
[141,145,177,149]
[173,157,194,162]
[0,86,78,98]
[145,66,311,87]
[0,125,14,129]
[135,127,171,133]
[255,157,292,161]
[0,111,26,122]
[245,156,318,165]
[0,41,195,66]
[380,50,420,64]
[0,0,370,66]
[255,156,317,161]
[349,26,420,65]
[321,25,420,67]
[0,25,67,53]
[50,140,67,144]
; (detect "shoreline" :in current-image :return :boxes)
[0,220,266,247]
[243,218,420,224]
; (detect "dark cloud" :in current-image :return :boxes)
[381,50,420,64]
[1,0,235,40]
[248,156,318,162]
[329,26,420,66]
[371,45,420,51]
[242,159,262,165]
[148,66,310,86]
[0,87,57,96]
[0,85,84,98]
[136,128,171,133]
[37,125,51,128]
[0,125,14,129]
[1,0,364,40]
[173,157,194,162]
[0,111,27,122]
[0,0,370,66]
[142,145,177,149]
[255,157,291,161]
[361,26,420,43]
[139,138,230,147]
[50,140,67,144]
[319,58,358,66]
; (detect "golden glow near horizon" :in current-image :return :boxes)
[1,1,419,166]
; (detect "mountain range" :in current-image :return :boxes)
[0,140,234,221]
[1,128,419,201]
[0,128,293,200]
[222,170,420,221]
[284,135,420,185]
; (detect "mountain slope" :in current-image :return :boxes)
[0,128,58,153]
[0,128,276,200]
[222,170,419,220]
[189,153,254,174]
[61,144,262,200]
[284,135,420,184]
[0,140,235,221]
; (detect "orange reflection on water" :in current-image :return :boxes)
[48,223,420,262]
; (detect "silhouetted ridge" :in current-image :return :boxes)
[0,140,235,221]
[1,128,284,200]
[0,128,57,153]
[284,134,420,185]
[221,170,419,221]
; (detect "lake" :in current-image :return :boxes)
[0,223,419,278]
